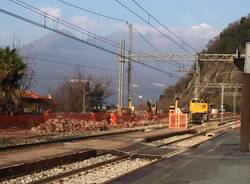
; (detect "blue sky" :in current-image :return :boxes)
[1,0,250,46]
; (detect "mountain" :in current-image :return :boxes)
[20,30,178,105]
[18,22,218,106]
[159,15,250,111]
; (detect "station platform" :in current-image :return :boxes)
[111,129,250,184]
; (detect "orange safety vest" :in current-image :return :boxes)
[110,113,118,125]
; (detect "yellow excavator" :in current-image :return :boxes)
[169,98,209,123]
[189,98,209,123]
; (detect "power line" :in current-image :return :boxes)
[55,0,187,67]
[56,0,127,23]
[34,74,105,80]
[114,0,195,55]
[10,0,121,49]
[133,26,162,54]
[27,56,118,72]
[26,56,169,85]
[133,26,184,67]
[33,74,168,90]
[0,7,180,78]
[10,0,146,56]
[54,0,183,65]
[131,0,197,53]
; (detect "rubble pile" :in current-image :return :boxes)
[31,117,163,133]
[31,118,110,133]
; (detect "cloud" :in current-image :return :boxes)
[40,6,61,18]
[153,83,165,87]
[130,22,219,51]
[70,16,97,30]
[185,23,219,40]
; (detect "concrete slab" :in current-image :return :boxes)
[111,129,250,184]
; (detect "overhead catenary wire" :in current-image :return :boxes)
[14,0,190,68]
[25,56,169,85]
[0,7,180,78]
[9,0,121,49]
[9,0,147,56]
[55,0,167,55]
[133,26,184,67]
[56,0,127,23]
[26,56,118,72]
[54,0,186,67]
[33,75,168,91]
[131,0,197,53]
[114,0,195,55]
[133,26,163,54]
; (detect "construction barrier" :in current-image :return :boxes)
[0,114,46,129]
[168,112,188,129]
[0,112,168,129]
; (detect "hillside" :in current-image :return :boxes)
[20,30,179,105]
[159,15,250,111]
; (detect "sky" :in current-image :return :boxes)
[0,0,250,47]
[1,0,250,101]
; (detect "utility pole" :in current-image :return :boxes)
[194,53,200,99]
[221,83,224,124]
[127,24,133,107]
[118,40,125,114]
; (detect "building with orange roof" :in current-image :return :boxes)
[21,91,54,113]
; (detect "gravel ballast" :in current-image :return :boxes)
[53,158,154,184]
[163,135,211,149]
[0,154,117,184]
[146,134,194,147]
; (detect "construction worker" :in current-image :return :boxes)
[110,112,118,126]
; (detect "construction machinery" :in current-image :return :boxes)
[169,98,209,123]
[189,98,209,123]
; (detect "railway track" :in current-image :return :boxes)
[0,152,157,184]
[106,119,240,184]
[148,119,238,148]
[0,118,239,184]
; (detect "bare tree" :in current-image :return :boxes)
[49,71,113,113]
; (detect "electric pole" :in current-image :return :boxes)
[194,53,200,99]
[118,40,125,114]
[221,83,224,124]
[127,24,133,107]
